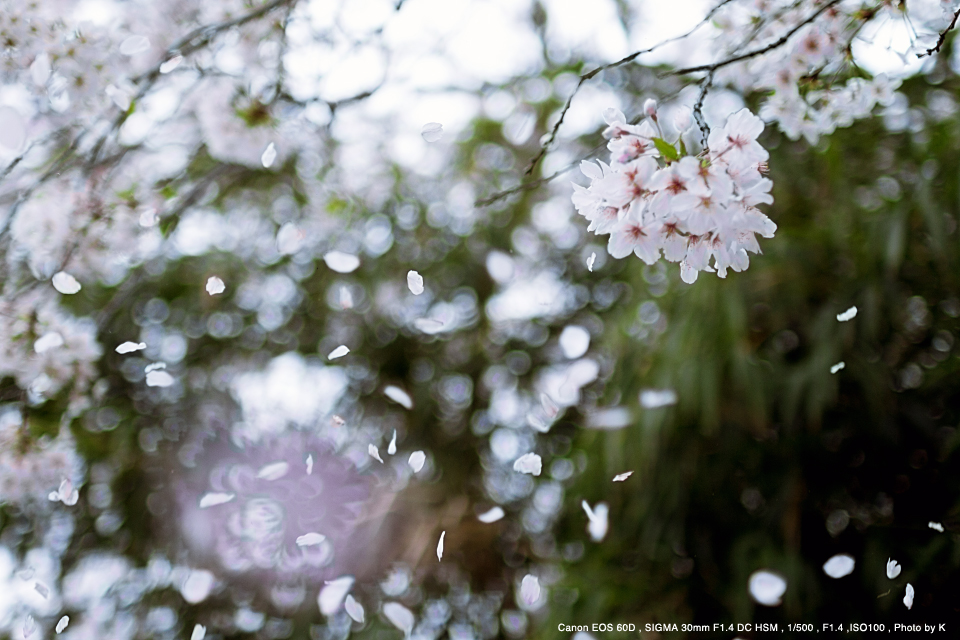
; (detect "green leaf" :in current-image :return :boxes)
[653,137,679,162]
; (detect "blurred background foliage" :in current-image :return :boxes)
[3,9,960,640]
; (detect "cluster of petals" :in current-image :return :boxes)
[573,106,776,283]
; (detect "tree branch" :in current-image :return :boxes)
[522,0,738,178]
[917,5,960,58]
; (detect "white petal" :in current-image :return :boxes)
[328,345,350,360]
[324,251,361,273]
[34,332,64,354]
[388,430,397,455]
[581,499,596,521]
[640,388,677,409]
[191,624,206,640]
[836,306,858,322]
[540,393,559,419]
[368,444,384,463]
[904,583,914,609]
[23,615,36,638]
[115,341,146,354]
[256,461,289,481]
[477,506,505,523]
[205,276,225,295]
[180,569,215,603]
[407,270,424,295]
[119,35,150,55]
[513,452,542,476]
[830,361,845,374]
[587,252,596,272]
[929,521,945,532]
[144,362,166,373]
[339,286,354,309]
[306,454,314,475]
[408,451,426,473]
[886,558,901,580]
[520,575,540,606]
[612,471,633,482]
[559,325,590,359]
[52,272,81,294]
[383,602,415,634]
[748,570,787,606]
[159,55,182,73]
[345,594,365,623]
[34,582,49,598]
[199,492,235,508]
[823,554,855,579]
[437,531,445,561]
[296,532,327,547]
[56,616,69,634]
[586,503,608,542]
[384,385,413,409]
[261,142,277,168]
[146,370,175,387]
[318,576,354,616]
[421,122,443,142]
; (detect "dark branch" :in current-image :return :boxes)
[522,0,738,178]
[692,70,715,149]
[670,0,843,76]
[918,6,960,58]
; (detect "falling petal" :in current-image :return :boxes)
[368,444,384,463]
[581,500,595,521]
[256,461,289,481]
[421,122,443,142]
[520,575,540,606]
[116,341,147,354]
[388,430,397,455]
[582,501,608,541]
[748,570,787,606]
[823,554,855,578]
[478,506,505,523]
[34,332,64,354]
[261,142,277,168]
[383,602,415,635]
[830,361,845,374]
[324,251,361,273]
[408,451,426,473]
[52,272,81,294]
[56,616,69,634]
[159,55,182,73]
[837,306,858,322]
[526,414,550,433]
[540,393,559,419]
[639,388,677,408]
[345,594,365,623]
[306,454,314,475]
[145,362,166,373]
[296,532,327,547]
[23,615,36,638]
[339,286,354,309]
[587,252,596,272]
[437,531,445,561]
[318,576,354,616]
[407,270,424,295]
[146,370,175,387]
[384,385,413,409]
[34,582,49,598]
[191,624,206,640]
[903,583,914,609]
[929,521,944,532]
[886,558,901,579]
[199,492,235,508]
[513,452,542,476]
[612,471,633,482]
[328,345,350,360]
[180,569,215,603]
[119,35,150,55]
[206,276,225,295]
[559,325,590,359]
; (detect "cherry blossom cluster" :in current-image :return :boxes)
[573,104,776,283]
[709,0,926,144]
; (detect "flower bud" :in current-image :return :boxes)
[643,98,658,119]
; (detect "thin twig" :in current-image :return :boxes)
[523,0,738,178]
[692,70,715,149]
[670,0,843,76]
[917,5,960,58]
